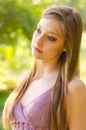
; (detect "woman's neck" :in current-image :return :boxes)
[35,59,58,78]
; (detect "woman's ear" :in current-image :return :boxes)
[63,47,67,52]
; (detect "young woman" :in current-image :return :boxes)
[2,5,86,130]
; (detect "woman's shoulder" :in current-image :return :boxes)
[18,70,31,85]
[67,76,86,103]
[66,77,86,128]
[68,76,86,95]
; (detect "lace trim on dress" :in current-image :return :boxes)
[10,121,50,130]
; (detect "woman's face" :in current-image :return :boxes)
[31,17,65,62]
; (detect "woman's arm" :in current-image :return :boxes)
[67,77,86,130]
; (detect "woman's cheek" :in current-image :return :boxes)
[32,35,36,45]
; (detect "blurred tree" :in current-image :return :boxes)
[0,0,37,45]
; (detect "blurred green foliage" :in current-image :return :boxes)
[0,0,37,45]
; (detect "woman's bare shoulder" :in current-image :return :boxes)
[67,77,86,130]
[18,70,31,85]
[67,76,86,106]
[68,77,86,93]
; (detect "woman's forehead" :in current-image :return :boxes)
[38,18,64,37]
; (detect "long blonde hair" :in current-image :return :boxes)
[2,6,82,130]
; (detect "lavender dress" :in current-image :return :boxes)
[10,88,51,130]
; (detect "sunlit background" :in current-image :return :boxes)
[0,0,86,129]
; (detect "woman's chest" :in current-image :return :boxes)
[20,78,54,107]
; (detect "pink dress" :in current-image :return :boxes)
[10,88,51,130]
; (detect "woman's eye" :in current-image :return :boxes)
[48,36,57,41]
[36,28,41,33]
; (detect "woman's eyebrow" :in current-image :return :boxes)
[48,31,62,38]
[37,24,62,37]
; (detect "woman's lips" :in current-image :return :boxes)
[32,46,43,53]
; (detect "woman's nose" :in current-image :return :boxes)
[36,34,44,46]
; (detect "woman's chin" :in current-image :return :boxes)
[32,53,43,60]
